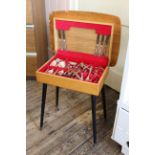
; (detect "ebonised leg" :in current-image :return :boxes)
[40,83,47,130]
[56,87,59,110]
[101,86,107,120]
[91,95,97,144]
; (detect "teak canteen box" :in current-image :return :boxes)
[36,11,121,144]
[36,11,121,96]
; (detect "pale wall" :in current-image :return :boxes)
[78,0,129,91]
[45,0,69,56]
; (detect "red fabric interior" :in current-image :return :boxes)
[56,20,112,35]
[39,50,109,83]
[39,20,111,83]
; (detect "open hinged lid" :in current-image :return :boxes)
[49,11,121,67]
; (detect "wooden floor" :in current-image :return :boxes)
[26,80,123,155]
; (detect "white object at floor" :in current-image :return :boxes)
[111,46,129,155]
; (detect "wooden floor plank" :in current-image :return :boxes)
[27,97,92,151]
[26,80,121,155]
[67,107,117,155]
[27,110,91,155]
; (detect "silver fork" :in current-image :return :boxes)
[85,66,93,81]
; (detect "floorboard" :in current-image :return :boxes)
[26,80,123,155]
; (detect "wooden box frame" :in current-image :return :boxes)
[36,11,121,96]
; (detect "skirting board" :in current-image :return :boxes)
[105,68,122,92]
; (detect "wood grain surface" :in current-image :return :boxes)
[26,0,48,77]
[26,80,123,155]
[32,0,48,68]
[26,28,36,52]
[65,27,97,54]
[26,0,33,24]
[26,56,37,76]
[36,66,109,96]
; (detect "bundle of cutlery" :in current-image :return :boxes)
[45,58,104,83]
[95,34,110,56]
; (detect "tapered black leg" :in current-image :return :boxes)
[40,83,47,130]
[101,86,107,120]
[91,95,97,144]
[56,87,59,110]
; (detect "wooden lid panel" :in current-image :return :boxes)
[49,11,121,66]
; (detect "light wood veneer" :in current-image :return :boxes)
[26,0,48,77]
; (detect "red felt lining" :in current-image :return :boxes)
[56,20,112,35]
[39,50,109,83]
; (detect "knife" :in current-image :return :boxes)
[98,35,104,55]
[62,30,67,50]
[58,30,63,50]
[95,34,100,55]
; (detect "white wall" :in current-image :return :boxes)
[45,0,69,56]
[78,0,129,91]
